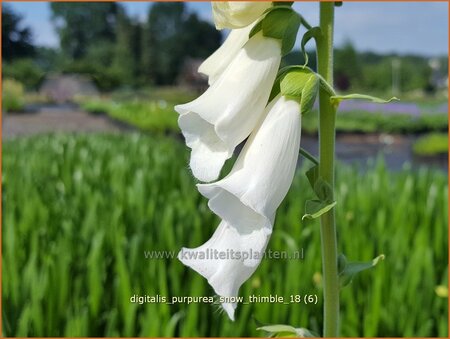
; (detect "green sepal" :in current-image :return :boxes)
[258,324,318,337]
[281,69,319,114]
[301,27,321,67]
[338,254,385,288]
[260,7,302,55]
[269,77,282,102]
[300,73,319,115]
[335,1,343,7]
[269,66,336,116]
[331,93,399,106]
[302,200,336,220]
[249,19,263,39]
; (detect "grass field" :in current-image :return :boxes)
[2,133,448,337]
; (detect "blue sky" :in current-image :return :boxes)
[5,1,449,56]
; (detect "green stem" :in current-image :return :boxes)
[317,3,339,337]
[299,147,319,165]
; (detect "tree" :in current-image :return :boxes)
[181,14,222,59]
[2,4,35,61]
[143,3,185,85]
[112,6,135,85]
[141,3,221,85]
[334,40,363,91]
[50,2,118,59]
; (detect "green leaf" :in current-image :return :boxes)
[261,7,301,55]
[339,254,385,288]
[302,200,336,220]
[301,27,321,67]
[258,324,317,337]
[330,93,399,105]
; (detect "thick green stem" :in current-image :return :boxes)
[317,3,339,337]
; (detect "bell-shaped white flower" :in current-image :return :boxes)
[212,1,272,30]
[197,95,302,239]
[178,219,273,320]
[175,33,281,182]
[198,22,256,85]
[179,96,302,320]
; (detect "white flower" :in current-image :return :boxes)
[212,1,272,30]
[197,95,302,241]
[179,96,302,320]
[199,22,256,85]
[178,219,272,320]
[175,33,281,182]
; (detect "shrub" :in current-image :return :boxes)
[413,133,448,156]
[3,79,25,112]
[80,97,179,132]
[2,59,44,90]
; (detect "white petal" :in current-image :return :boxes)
[212,2,272,30]
[178,220,272,320]
[175,33,281,182]
[178,112,231,182]
[197,96,302,226]
[199,22,256,85]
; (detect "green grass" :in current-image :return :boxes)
[413,133,449,156]
[3,133,448,337]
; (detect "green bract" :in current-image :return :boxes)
[338,254,385,288]
[302,200,337,221]
[301,26,321,67]
[302,164,336,220]
[331,93,399,106]
[250,6,301,56]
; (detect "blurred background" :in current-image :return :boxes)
[2,1,448,337]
